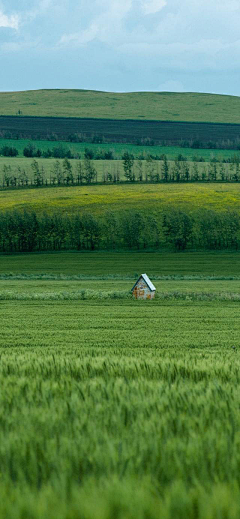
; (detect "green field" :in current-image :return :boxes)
[2,89,240,517]
[1,278,240,303]
[1,295,240,517]
[0,251,240,276]
[2,90,240,147]
[1,89,240,123]
[2,138,240,161]
[1,251,240,517]
[1,182,240,215]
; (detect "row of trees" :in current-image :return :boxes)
[2,158,97,187]
[2,155,240,188]
[2,141,240,164]
[0,208,239,253]
[122,153,240,182]
[21,145,240,164]
[22,144,116,160]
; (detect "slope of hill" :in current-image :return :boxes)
[1,89,240,123]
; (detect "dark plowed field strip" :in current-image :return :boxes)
[1,115,240,144]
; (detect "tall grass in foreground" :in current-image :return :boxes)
[1,338,240,518]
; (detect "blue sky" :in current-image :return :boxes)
[0,0,240,94]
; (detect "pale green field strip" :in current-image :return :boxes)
[1,278,240,297]
[1,251,240,276]
[0,138,239,161]
[1,183,240,214]
[1,89,240,122]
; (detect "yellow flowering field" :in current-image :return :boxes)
[1,183,240,215]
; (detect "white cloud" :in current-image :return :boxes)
[58,0,133,47]
[142,0,166,15]
[0,11,19,29]
[22,0,57,23]
[59,23,99,46]
[1,0,240,93]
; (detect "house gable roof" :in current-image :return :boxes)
[131,273,156,292]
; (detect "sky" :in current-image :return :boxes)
[0,0,240,94]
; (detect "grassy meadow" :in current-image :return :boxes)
[1,89,240,122]
[1,181,240,215]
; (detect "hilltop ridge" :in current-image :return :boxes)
[0,89,240,124]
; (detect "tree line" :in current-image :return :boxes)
[0,208,239,253]
[2,154,240,188]
[22,144,115,160]
[2,158,97,187]
[1,142,240,163]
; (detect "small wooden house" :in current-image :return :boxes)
[131,273,156,300]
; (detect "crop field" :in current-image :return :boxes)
[1,250,240,276]
[1,181,240,215]
[1,89,240,123]
[2,278,240,304]
[2,88,240,517]
[1,138,239,161]
[2,115,240,146]
[1,251,240,517]
[1,295,240,517]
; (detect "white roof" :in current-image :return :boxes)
[131,273,156,292]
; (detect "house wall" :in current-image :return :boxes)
[133,279,155,300]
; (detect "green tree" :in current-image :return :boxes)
[208,160,218,181]
[123,152,134,181]
[75,161,84,184]
[71,214,83,250]
[162,209,192,250]
[63,158,73,185]
[233,163,240,182]
[183,162,190,182]
[219,161,225,181]
[146,156,157,182]
[192,162,199,181]
[161,155,169,182]
[104,211,119,249]
[83,157,97,184]
[173,158,182,182]
[31,160,43,186]
[136,159,143,181]
[51,160,63,185]
[121,211,144,249]
[82,214,101,250]
[2,165,12,187]
[17,167,29,186]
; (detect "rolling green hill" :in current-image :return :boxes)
[1,89,240,123]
